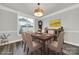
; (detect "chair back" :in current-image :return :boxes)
[22,32,26,42]
[25,32,33,50]
[27,30,33,34]
[48,30,55,34]
[57,31,64,51]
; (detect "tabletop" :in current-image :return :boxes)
[32,32,54,42]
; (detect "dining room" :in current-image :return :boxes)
[0,3,79,55]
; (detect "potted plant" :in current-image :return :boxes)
[0,33,10,43]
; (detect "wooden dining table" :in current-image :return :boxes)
[31,32,55,54]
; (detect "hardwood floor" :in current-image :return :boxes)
[0,41,79,55]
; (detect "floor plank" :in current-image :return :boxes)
[0,41,79,55]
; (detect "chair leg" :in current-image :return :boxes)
[61,48,63,55]
[28,51,32,55]
[47,48,49,54]
[23,43,26,52]
[40,48,42,55]
[21,41,24,48]
[27,48,29,55]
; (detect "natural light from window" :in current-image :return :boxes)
[18,16,35,34]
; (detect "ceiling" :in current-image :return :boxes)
[0,3,77,17]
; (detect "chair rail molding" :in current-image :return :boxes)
[0,31,17,33]
[65,31,79,33]
[64,41,79,47]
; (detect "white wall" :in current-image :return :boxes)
[0,8,18,39]
[0,5,38,40]
[42,6,79,46]
[0,9,17,31]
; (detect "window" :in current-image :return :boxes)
[18,16,35,34]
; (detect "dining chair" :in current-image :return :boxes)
[21,32,27,52]
[22,32,42,55]
[48,30,55,34]
[47,31,64,54]
[48,30,55,42]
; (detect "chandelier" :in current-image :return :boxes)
[34,3,44,17]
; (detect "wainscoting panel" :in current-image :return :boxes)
[64,31,79,46]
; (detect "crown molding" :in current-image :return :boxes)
[41,4,79,19]
[1,4,79,20]
[0,5,38,19]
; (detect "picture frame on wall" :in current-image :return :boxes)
[48,19,61,29]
